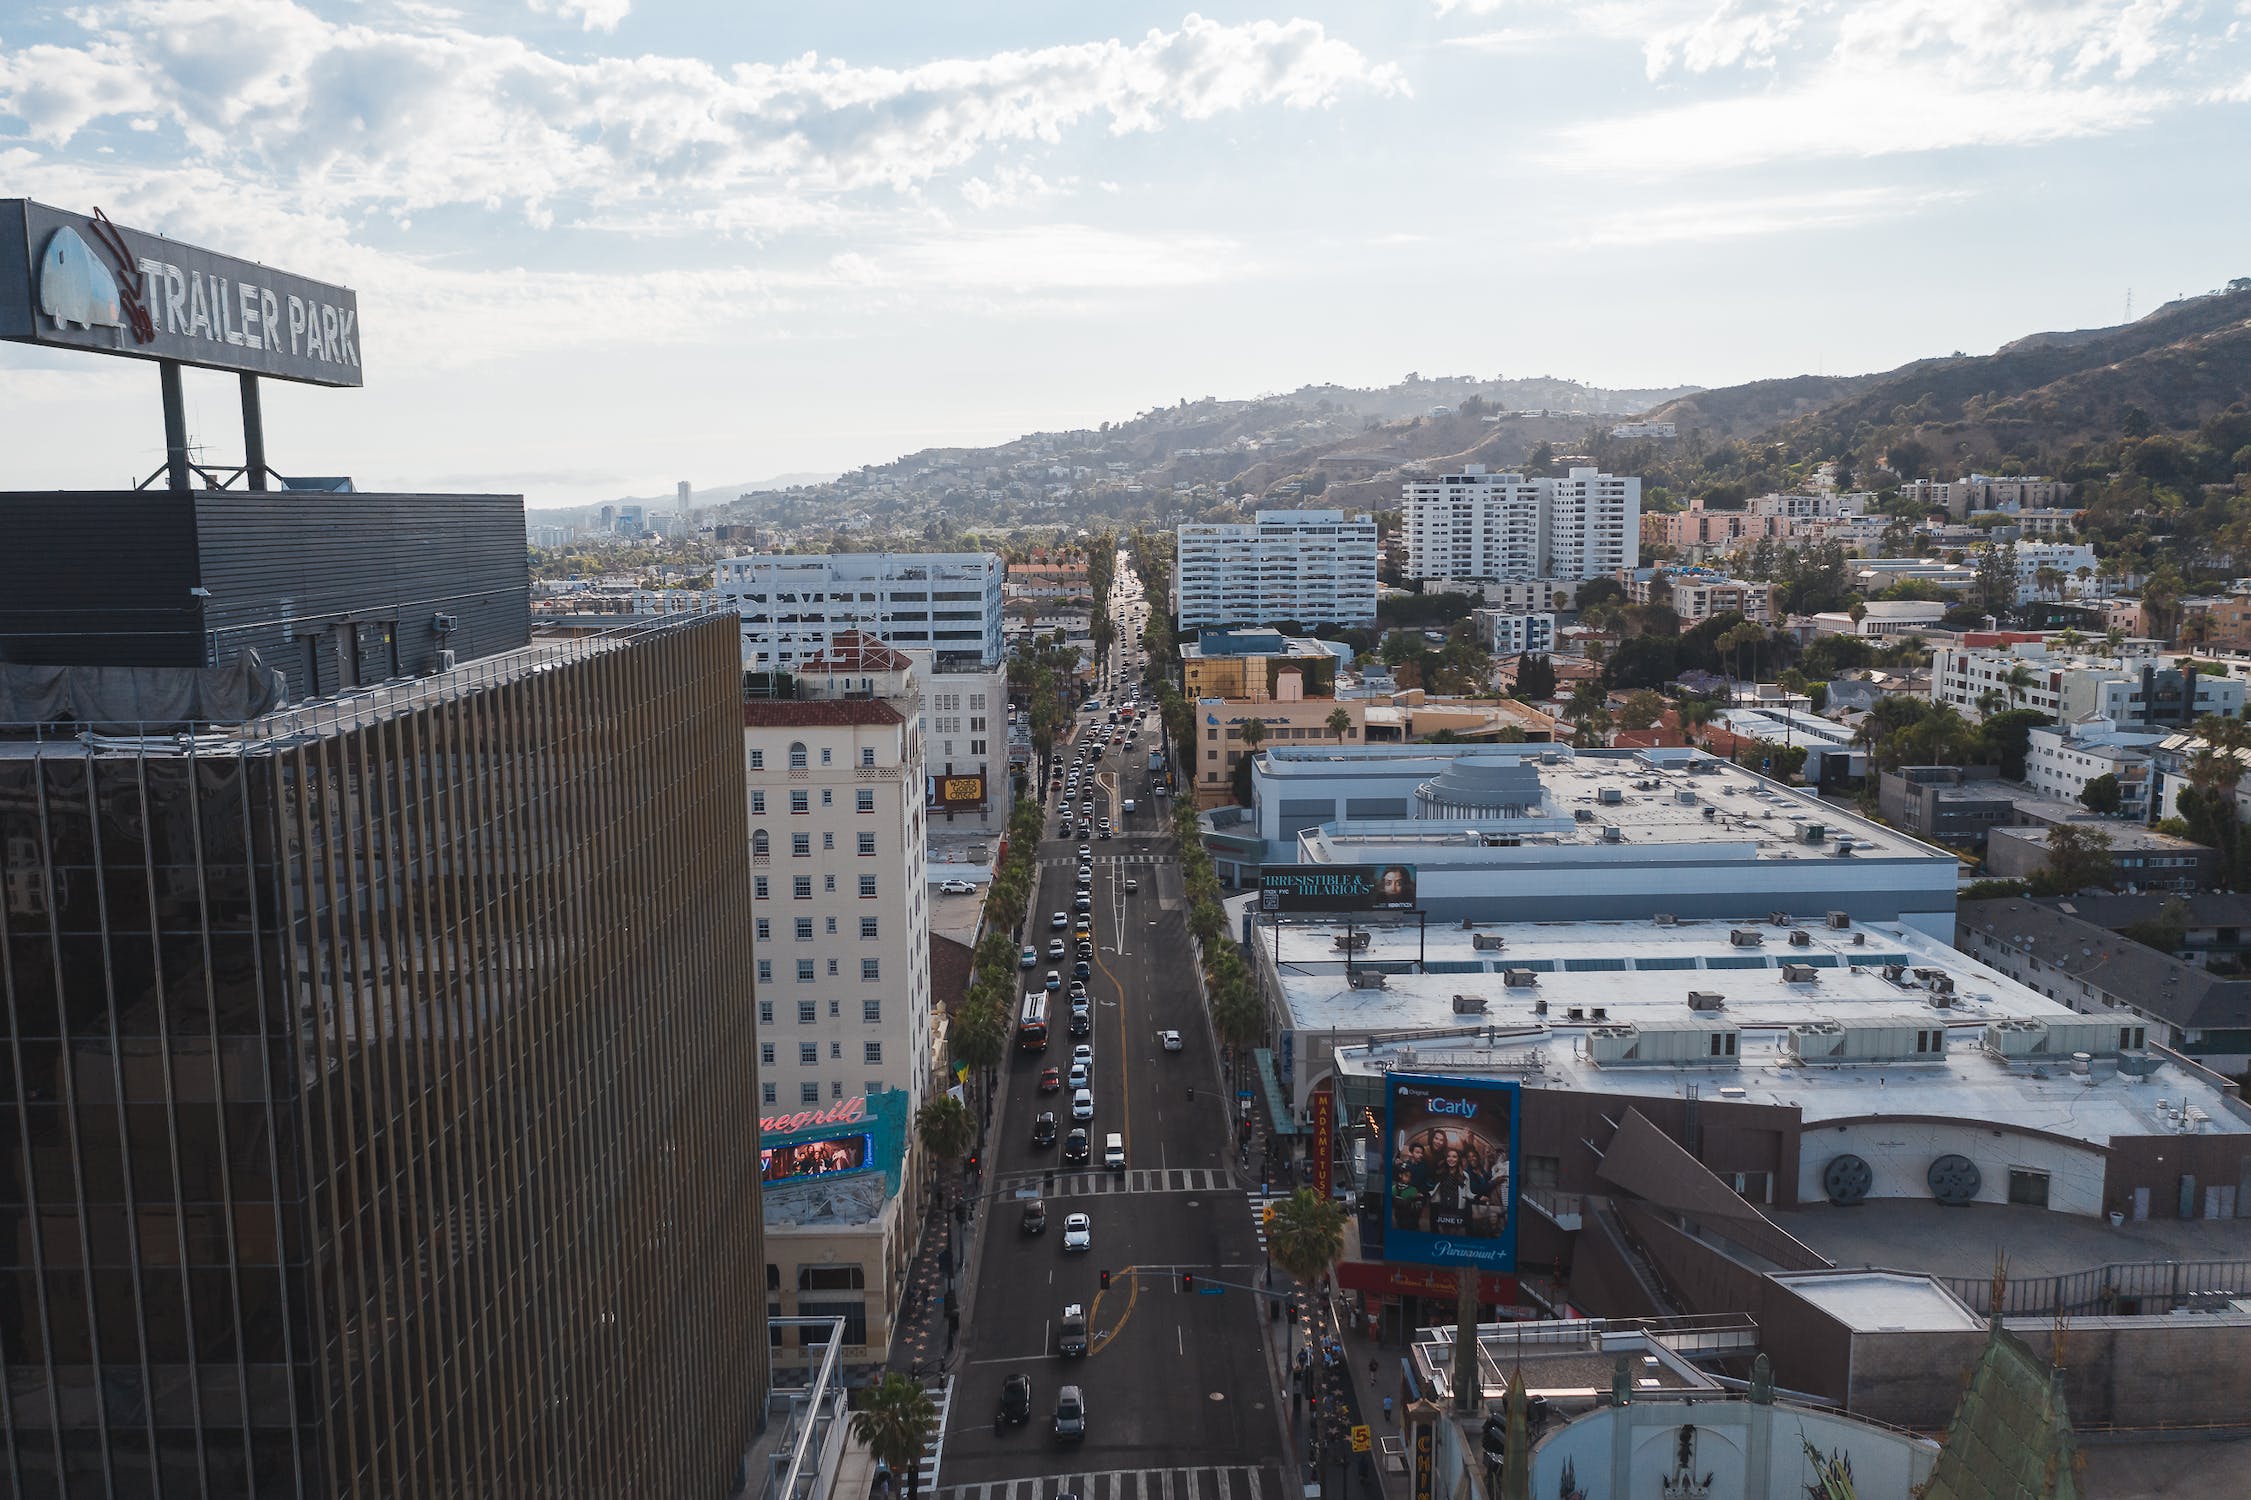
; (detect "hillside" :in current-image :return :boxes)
[1645,374,1879,444]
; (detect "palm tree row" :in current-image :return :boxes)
[1171,802,1268,1052]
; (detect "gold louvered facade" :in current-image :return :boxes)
[1,615,765,1497]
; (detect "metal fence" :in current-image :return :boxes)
[1939,1257,2251,1317]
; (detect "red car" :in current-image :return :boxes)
[1039,1067,1063,1093]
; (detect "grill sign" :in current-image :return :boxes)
[3,199,364,387]
[928,773,986,809]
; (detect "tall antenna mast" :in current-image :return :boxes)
[2124,287,2133,322]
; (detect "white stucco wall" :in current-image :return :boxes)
[1796,1119,2107,1216]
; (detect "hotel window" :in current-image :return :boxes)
[762,1083,777,1106]
[793,876,812,899]
[862,959,880,981]
[859,875,877,898]
[756,918,770,941]
[863,999,882,1021]
[862,747,877,767]
[753,830,769,857]
[823,832,836,851]
[750,749,764,770]
[860,917,879,939]
[761,1043,775,1066]
[759,1001,774,1024]
[794,918,813,941]
[801,1083,820,1105]
[865,1042,883,1065]
[796,960,814,983]
[822,789,833,806]
[790,790,809,814]
[828,959,839,977]
[751,791,766,815]
[825,917,837,934]
[792,833,810,857]
[858,833,877,856]
[757,960,773,984]
[821,747,833,766]
[857,789,875,812]
[789,742,808,769]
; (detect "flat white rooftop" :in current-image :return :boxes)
[1274,916,2251,1144]
[1771,1271,1984,1333]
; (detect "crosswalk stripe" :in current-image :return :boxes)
[1215,1468,1230,1500]
[933,1467,1280,1500]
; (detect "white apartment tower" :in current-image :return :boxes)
[1173,510,1379,630]
[717,551,1006,673]
[744,689,933,1116]
[1402,465,1641,582]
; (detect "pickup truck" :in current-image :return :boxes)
[1057,1302,1088,1357]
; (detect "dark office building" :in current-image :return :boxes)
[0,491,530,695]
[0,610,766,1497]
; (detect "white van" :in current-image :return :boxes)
[1103,1132,1126,1171]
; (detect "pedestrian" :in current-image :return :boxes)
[1382,1395,1393,1424]
[1369,1357,1379,1384]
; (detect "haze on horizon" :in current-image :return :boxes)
[2,0,2245,505]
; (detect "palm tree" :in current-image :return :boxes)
[2034,563,2064,600]
[1674,696,1717,746]
[1266,1187,1346,1362]
[2052,626,2084,654]
[1717,622,1766,702]
[1239,718,1268,754]
[851,1373,939,1500]
[2104,625,2127,654]
[2002,664,2036,713]
[1325,706,1354,743]
[916,1094,975,1179]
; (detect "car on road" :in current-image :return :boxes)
[1062,1127,1090,1165]
[1038,1066,1061,1093]
[938,878,976,894]
[1047,938,1066,960]
[1160,1030,1183,1052]
[1124,877,1139,893]
[1066,1060,1090,1089]
[1067,981,1088,1001]
[1050,911,1068,930]
[1074,894,1091,912]
[1073,914,1091,934]
[1071,1087,1094,1121]
[1097,825,1111,840]
[1076,823,1091,838]
[1077,845,1092,860]
[1002,1372,1033,1425]
[1072,1044,1094,1067]
[1061,1212,1091,1252]
[1076,867,1092,888]
[1045,970,1062,993]
[1053,1386,1087,1442]
[1021,1199,1048,1235]
[1068,1010,1091,1038]
[1073,959,1091,979]
[1019,947,1038,970]
[1031,1111,1057,1146]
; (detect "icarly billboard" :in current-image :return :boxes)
[1382,1074,1519,1272]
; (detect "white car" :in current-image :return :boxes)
[1062,1213,1092,1252]
[1051,912,1069,930]
[1073,1043,1094,1067]
[1124,878,1139,893]
[1159,1030,1183,1052]
[1067,1060,1090,1090]
[1071,1087,1094,1121]
[939,878,976,895]
[1077,845,1092,860]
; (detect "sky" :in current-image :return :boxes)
[2,0,2247,505]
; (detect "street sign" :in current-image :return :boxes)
[1238,1089,1254,1100]
[1197,1285,1225,1296]
[1350,1425,1372,1454]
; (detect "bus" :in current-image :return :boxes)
[1018,991,1050,1052]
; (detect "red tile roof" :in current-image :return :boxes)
[742,699,906,728]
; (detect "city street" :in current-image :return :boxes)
[934,567,1289,1499]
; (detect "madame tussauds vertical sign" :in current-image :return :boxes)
[1,199,363,387]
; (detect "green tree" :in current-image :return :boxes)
[2078,773,2124,815]
[850,1374,939,1500]
[1616,689,1668,732]
[1325,706,1354,742]
[2030,824,2115,897]
[1266,1187,1346,1361]
[915,1094,975,1171]
[1239,718,1268,753]
[1512,653,1558,700]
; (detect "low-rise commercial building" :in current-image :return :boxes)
[1179,628,1341,700]
[2021,717,2161,817]
[1210,745,1957,931]
[1984,822,2216,891]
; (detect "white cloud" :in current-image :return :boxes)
[0,4,1403,231]
[1569,183,1970,246]
[1529,0,2213,170]
[527,0,631,33]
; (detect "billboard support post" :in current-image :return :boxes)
[159,360,189,494]
[240,373,267,490]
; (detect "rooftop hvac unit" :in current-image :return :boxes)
[1784,1021,1846,1062]
[1788,930,1812,947]
[1687,990,1726,1012]
[1677,789,1698,805]
[1702,806,1717,820]
[1826,911,1851,929]
[1451,994,1488,1015]
[1929,990,1953,1009]
[1347,969,1388,990]
[1471,933,1507,951]
[1565,1006,1584,1021]
[1601,826,1623,843]
[1769,911,1793,926]
[1541,752,1563,765]
[1533,997,1548,1016]
[1598,786,1624,806]
[1504,968,1539,988]
[1591,1007,1608,1021]
[1781,963,1818,983]
[1831,844,1855,857]
[1574,808,1595,823]
[1730,929,1763,947]
[1800,823,1827,845]
[1882,963,1907,983]
[1653,912,1677,926]
[435,649,458,672]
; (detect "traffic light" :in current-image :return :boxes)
[966,1152,980,1173]
[1182,1271,1194,1293]
[1100,1268,1111,1290]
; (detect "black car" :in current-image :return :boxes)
[1073,960,1091,979]
[1062,1128,1090,1166]
[1068,1012,1091,1038]
[1001,1373,1033,1425]
[1021,1199,1048,1235]
[1031,1110,1057,1147]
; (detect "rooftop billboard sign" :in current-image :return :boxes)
[1258,862,1417,912]
[0,199,363,387]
